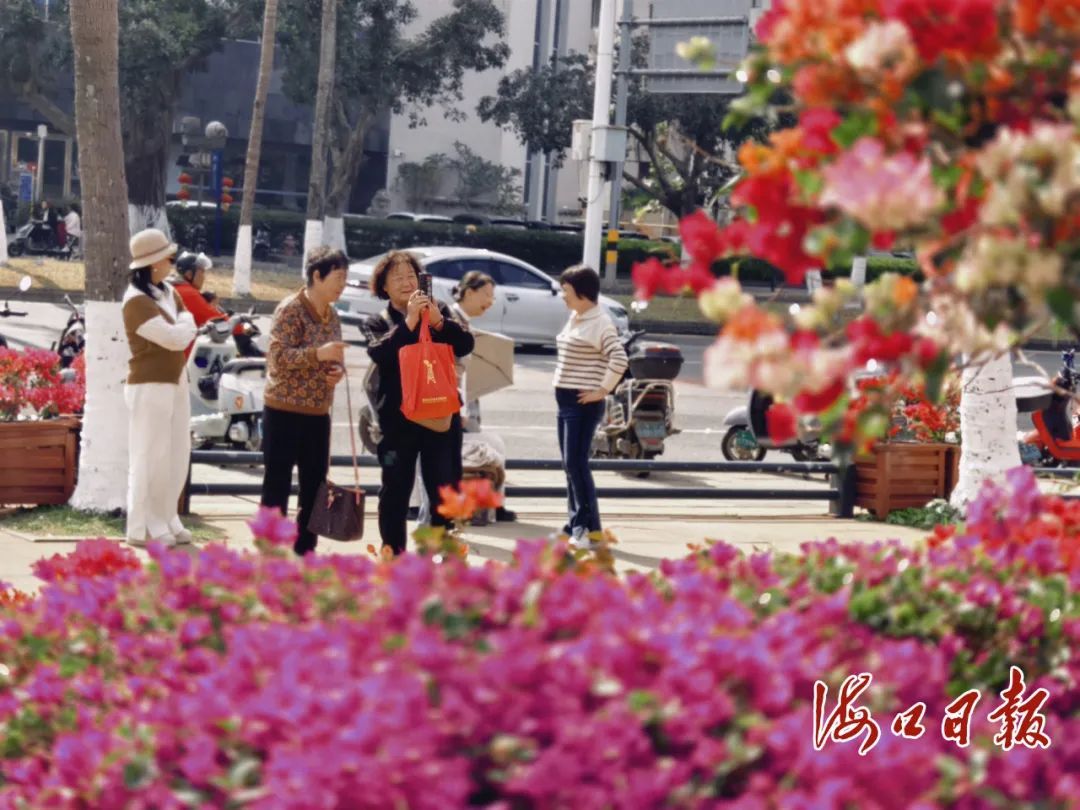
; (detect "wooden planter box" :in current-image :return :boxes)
[0,417,81,507]
[854,442,960,518]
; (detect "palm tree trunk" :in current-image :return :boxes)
[303,0,337,270]
[234,0,280,296]
[950,352,1022,506]
[68,0,132,511]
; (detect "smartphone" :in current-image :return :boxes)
[418,271,432,298]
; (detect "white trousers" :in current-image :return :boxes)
[124,379,191,541]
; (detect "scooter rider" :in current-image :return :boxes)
[172,251,227,357]
[173,252,226,327]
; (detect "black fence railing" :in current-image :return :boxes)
[181,450,857,518]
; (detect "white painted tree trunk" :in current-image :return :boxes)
[950,351,1021,507]
[302,218,323,274]
[0,199,8,263]
[234,223,253,295]
[127,203,170,240]
[323,215,346,254]
[69,301,130,511]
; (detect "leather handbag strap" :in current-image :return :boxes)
[327,361,361,491]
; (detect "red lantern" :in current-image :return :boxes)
[177,188,191,200]
[178,173,193,185]
[222,177,235,188]
[221,193,234,205]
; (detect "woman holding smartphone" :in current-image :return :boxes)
[362,251,474,555]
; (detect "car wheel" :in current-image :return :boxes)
[722,426,766,462]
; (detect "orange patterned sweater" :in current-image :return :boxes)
[264,289,342,416]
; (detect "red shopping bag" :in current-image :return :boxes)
[399,311,460,432]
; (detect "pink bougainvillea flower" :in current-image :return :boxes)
[631,257,670,301]
[679,208,725,264]
[819,137,944,232]
[246,506,298,547]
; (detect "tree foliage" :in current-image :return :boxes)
[0,0,261,214]
[277,0,509,215]
[478,46,778,218]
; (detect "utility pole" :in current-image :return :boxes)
[608,0,632,237]
[581,0,617,279]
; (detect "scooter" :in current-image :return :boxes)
[51,294,85,368]
[7,220,75,259]
[1016,348,1080,466]
[590,330,683,472]
[0,276,32,349]
[720,390,827,462]
[188,310,268,451]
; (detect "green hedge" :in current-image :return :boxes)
[163,207,919,282]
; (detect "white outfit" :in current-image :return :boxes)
[122,283,196,543]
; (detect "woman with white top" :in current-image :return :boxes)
[121,228,197,547]
[553,264,628,544]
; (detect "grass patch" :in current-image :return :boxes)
[855,499,963,530]
[0,258,298,304]
[0,505,225,541]
[611,293,714,325]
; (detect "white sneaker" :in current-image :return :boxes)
[570,529,599,551]
[171,528,194,546]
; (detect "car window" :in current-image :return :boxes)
[427,260,467,281]
[493,261,554,291]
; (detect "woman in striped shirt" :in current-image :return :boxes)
[553,265,629,545]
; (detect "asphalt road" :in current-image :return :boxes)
[1,299,1065,462]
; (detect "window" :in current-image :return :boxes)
[427,260,467,281]
[493,261,554,291]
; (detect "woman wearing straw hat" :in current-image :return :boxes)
[121,228,197,547]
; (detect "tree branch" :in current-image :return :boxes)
[19,82,75,135]
[628,125,677,201]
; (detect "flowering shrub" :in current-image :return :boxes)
[633,3,1080,453]
[0,472,1078,807]
[0,348,85,421]
[848,372,962,448]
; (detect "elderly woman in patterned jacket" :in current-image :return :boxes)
[122,228,198,547]
[259,246,348,556]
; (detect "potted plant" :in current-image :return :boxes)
[0,348,86,506]
[850,374,961,518]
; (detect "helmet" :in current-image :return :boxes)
[195,252,213,272]
[175,251,199,279]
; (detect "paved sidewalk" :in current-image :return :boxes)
[0,490,928,595]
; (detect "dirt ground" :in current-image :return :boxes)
[0,256,298,303]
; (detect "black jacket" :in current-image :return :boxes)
[362,302,474,428]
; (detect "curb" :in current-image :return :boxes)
[5,286,1077,351]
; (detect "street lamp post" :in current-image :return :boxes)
[581,0,617,283]
[34,124,47,204]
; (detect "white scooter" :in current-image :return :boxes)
[188,312,268,451]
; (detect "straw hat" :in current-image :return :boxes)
[129,228,177,270]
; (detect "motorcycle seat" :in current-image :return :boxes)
[221,359,266,376]
[1033,412,1080,460]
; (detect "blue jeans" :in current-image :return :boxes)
[556,388,604,535]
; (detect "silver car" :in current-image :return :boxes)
[336,247,631,347]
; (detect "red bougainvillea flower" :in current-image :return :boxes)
[32,539,141,583]
[631,257,671,301]
[679,209,725,264]
[794,377,847,414]
[882,0,1000,62]
[765,402,798,443]
[437,479,503,523]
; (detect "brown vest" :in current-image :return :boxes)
[122,290,188,385]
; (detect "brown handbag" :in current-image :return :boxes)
[308,364,365,542]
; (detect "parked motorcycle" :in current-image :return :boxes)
[590,330,683,473]
[188,310,268,451]
[50,294,85,368]
[720,390,827,462]
[0,276,32,349]
[7,220,75,259]
[1016,348,1080,466]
